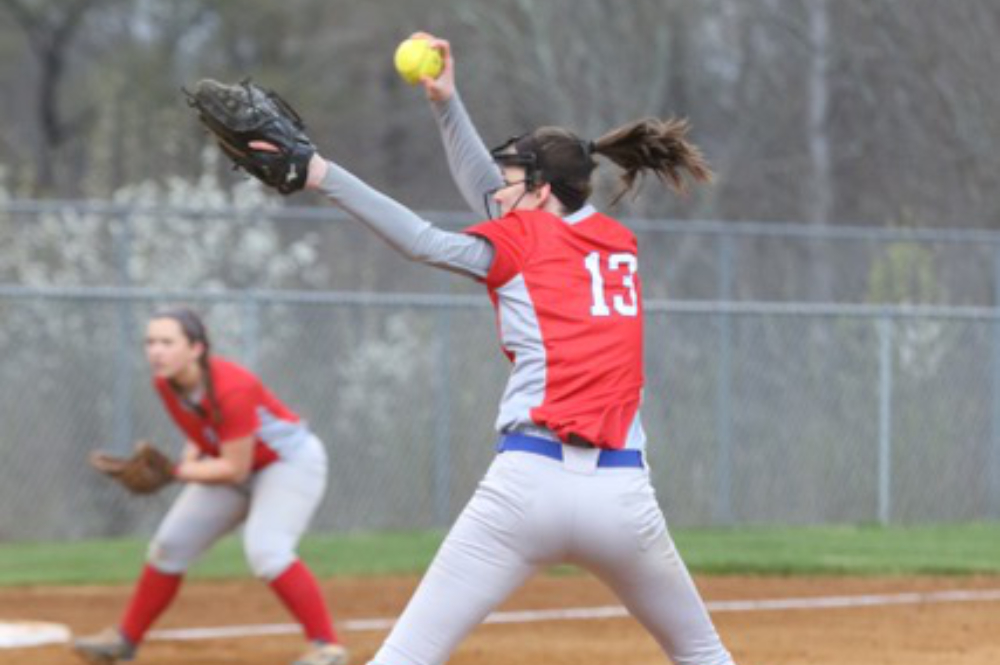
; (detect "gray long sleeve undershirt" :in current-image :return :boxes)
[316,93,502,280]
[431,92,505,214]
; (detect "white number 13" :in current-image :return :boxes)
[584,251,638,317]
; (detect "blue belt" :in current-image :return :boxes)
[496,433,644,468]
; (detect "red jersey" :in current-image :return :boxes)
[467,205,646,450]
[154,357,310,471]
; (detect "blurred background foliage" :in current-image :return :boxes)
[2,1,1000,542]
[1,0,999,227]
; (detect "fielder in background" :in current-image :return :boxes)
[190,29,737,665]
[71,307,347,665]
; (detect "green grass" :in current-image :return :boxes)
[0,530,447,586]
[1,522,998,587]
[671,522,1000,575]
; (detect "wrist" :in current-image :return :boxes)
[428,86,455,105]
[306,154,328,189]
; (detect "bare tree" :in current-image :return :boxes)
[0,0,114,194]
[2,0,1000,232]
[805,0,831,227]
[452,0,733,217]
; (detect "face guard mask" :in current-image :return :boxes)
[482,134,543,218]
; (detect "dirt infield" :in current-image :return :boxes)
[1,574,998,664]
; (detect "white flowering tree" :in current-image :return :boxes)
[0,148,335,538]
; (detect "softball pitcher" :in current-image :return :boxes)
[71,308,347,665]
[288,32,736,665]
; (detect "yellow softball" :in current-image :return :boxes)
[394,38,443,85]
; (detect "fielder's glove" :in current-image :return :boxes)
[184,78,315,194]
[90,440,176,495]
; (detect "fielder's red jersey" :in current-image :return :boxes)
[154,357,309,471]
[466,205,646,450]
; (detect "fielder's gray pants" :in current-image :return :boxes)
[147,434,328,580]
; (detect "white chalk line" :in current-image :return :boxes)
[7,587,999,649]
[146,588,1000,642]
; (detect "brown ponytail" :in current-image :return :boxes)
[152,306,222,424]
[493,117,712,213]
[592,117,713,205]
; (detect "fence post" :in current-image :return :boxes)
[991,250,1000,518]
[432,289,454,527]
[877,313,894,525]
[112,210,134,453]
[714,235,734,524]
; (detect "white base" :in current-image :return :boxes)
[0,621,71,648]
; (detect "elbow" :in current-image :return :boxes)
[376,232,432,265]
[404,226,444,265]
[221,461,252,485]
[405,245,436,265]
[228,467,252,485]
[393,241,424,263]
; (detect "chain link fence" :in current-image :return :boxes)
[1,202,999,541]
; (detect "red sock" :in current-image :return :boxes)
[269,559,338,643]
[119,564,183,643]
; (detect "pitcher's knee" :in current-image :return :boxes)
[147,537,195,574]
[245,542,295,580]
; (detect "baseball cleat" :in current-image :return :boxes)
[70,627,136,663]
[292,641,349,665]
